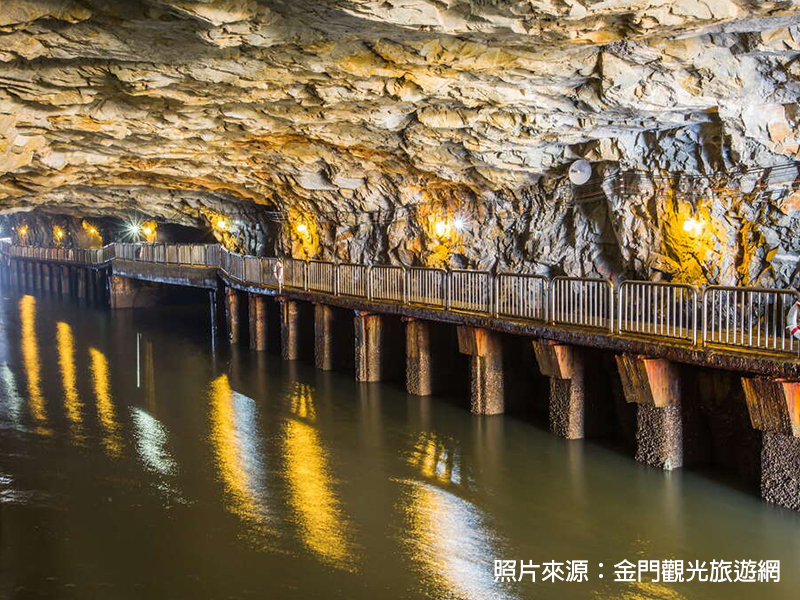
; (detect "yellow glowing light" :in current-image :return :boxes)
[90,348,122,457]
[142,226,153,236]
[296,223,308,234]
[683,217,703,236]
[89,227,97,234]
[54,228,64,239]
[434,220,450,238]
[57,322,83,441]
[18,225,27,236]
[20,295,48,434]
[216,218,228,230]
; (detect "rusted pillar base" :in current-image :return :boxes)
[533,340,585,439]
[616,355,683,470]
[59,265,70,297]
[280,298,299,360]
[314,303,333,370]
[741,376,800,510]
[458,326,504,415]
[248,293,267,351]
[405,318,432,396]
[225,287,240,345]
[355,311,382,382]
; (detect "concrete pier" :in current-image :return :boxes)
[76,268,87,300]
[741,377,800,510]
[616,355,683,470]
[248,293,267,351]
[41,264,52,293]
[225,287,240,344]
[355,312,383,382]
[280,298,300,360]
[457,326,503,415]
[60,265,71,297]
[314,303,334,370]
[405,318,432,396]
[533,340,585,439]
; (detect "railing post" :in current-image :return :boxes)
[366,265,373,301]
[402,267,408,305]
[445,270,452,311]
[304,261,309,291]
[701,289,708,349]
[549,279,556,325]
[491,272,498,317]
[608,282,615,333]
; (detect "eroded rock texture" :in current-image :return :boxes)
[3,1,800,283]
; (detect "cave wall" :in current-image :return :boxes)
[4,2,800,284]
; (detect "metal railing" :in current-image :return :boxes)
[495,273,548,322]
[4,242,800,358]
[449,269,491,314]
[703,286,800,354]
[407,267,447,308]
[618,281,698,343]
[551,277,613,331]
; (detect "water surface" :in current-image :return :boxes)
[0,292,798,599]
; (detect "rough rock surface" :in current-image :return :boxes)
[3,1,800,283]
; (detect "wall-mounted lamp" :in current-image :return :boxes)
[296,223,308,234]
[683,217,703,237]
[453,217,466,232]
[434,220,450,238]
[216,218,228,231]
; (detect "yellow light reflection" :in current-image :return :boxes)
[402,480,512,600]
[89,348,122,457]
[208,374,271,535]
[284,383,354,570]
[408,432,461,486]
[19,295,49,434]
[57,322,84,441]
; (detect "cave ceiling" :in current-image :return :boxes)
[2,0,800,228]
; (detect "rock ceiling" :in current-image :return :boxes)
[3,1,800,279]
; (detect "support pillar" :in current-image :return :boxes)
[741,377,800,510]
[314,303,334,370]
[248,293,267,351]
[405,318,432,396]
[109,274,134,309]
[225,287,240,345]
[355,312,382,382]
[41,264,52,293]
[616,355,683,470]
[280,298,300,360]
[60,266,71,297]
[87,270,97,304]
[29,262,39,290]
[11,260,19,288]
[457,326,504,415]
[75,268,86,300]
[532,340,585,439]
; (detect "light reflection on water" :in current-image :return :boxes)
[89,347,122,457]
[56,321,84,442]
[283,381,356,571]
[0,293,798,600]
[19,295,49,435]
[208,373,274,542]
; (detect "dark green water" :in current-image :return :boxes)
[0,291,798,600]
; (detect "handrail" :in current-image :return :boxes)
[618,280,698,344]
[4,242,800,358]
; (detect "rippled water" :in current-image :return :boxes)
[0,292,799,599]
